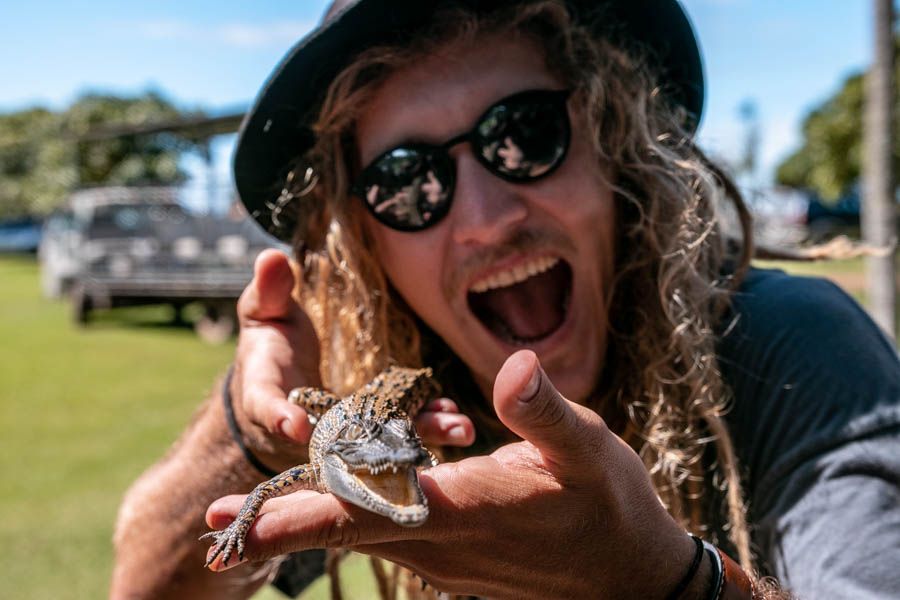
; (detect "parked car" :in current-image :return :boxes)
[804,190,861,242]
[0,216,42,253]
[39,186,279,341]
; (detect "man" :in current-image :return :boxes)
[111,1,900,599]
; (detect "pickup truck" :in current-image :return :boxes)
[40,187,279,342]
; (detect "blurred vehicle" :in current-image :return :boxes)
[743,186,810,248]
[804,189,861,242]
[40,187,185,299]
[39,186,279,341]
[0,216,42,253]
[39,210,82,297]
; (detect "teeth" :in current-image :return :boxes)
[470,256,559,293]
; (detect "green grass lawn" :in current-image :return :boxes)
[0,253,890,599]
[0,256,383,599]
[0,255,236,599]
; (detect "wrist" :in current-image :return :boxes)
[665,535,712,600]
[660,535,755,600]
[681,539,754,600]
[680,543,714,599]
[657,533,712,600]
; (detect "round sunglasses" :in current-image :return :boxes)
[352,88,572,232]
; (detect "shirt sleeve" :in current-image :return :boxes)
[717,268,900,599]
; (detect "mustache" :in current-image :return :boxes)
[445,227,576,297]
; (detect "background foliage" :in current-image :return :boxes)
[775,39,900,201]
[0,91,205,218]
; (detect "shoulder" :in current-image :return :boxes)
[723,267,895,356]
[715,268,900,594]
[716,267,900,499]
[719,266,898,386]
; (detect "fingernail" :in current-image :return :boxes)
[448,425,468,443]
[519,366,541,402]
[209,554,247,572]
[279,418,294,439]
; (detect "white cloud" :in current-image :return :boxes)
[135,19,316,48]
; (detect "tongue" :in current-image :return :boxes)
[469,261,571,342]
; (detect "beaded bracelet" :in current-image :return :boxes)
[222,365,279,477]
[701,539,726,600]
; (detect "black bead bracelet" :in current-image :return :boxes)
[222,365,279,477]
[666,534,705,600]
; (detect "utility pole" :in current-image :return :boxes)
[863,0,896,339]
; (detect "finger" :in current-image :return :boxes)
[238,249,300,325]
[205,490,430,567]
[206,494,249,529]
[415,411,475,447]
[236,249,321,378]
[239,375,314,442]
[234,343,314,443]
[492,350,606,468]
[205,492,320,530]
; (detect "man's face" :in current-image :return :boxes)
[356,34,616,403]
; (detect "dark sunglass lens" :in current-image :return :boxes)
[360,147,454,230]
[475,92,569,180]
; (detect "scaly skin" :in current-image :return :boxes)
[201,366,439,567]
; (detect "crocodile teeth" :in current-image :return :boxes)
[469,256,560,293]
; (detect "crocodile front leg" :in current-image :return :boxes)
[288,387,340,424]
[201,464,318,567]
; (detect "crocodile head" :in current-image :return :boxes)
[320,413,432,527]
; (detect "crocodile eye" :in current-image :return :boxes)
[345,423,364,440]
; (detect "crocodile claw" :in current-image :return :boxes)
[200,519,249,568]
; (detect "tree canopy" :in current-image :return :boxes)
[0,91,206,218]
[775,41,899,201]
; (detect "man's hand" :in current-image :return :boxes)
[231,249,475,469]
[206,350,695,599]
[229,249,321,467]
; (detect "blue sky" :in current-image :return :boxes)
[0,1,875,191]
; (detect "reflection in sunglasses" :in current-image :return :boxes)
[422,171,444,206]
[498,136,524,171]
[354,89,570,231]
[367,171,446,228]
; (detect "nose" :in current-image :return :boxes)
[449,149,528,246]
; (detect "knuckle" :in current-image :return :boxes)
[422,572,472,596]
[238,387,261,418]
[530,390,569,430]
[318,514,361,548]
[236,290,255,322]
[252,539,287,563]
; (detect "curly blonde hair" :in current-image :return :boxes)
[277,0,756,575]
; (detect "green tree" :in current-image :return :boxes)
[775,73,867,201]
[0,107,68,218]
[0,91,205,218]
[775,38,900,201]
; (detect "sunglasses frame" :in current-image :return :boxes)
[352,88,572,232]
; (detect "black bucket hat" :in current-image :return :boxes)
[235,0,704,241]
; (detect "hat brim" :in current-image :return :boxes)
[234,0,704,241]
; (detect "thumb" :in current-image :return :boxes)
[238,248,300,324]
[493,350,606,468]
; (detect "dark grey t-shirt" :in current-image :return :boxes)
[275,268,900,598]
[717,268,900,598]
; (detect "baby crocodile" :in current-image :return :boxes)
[202,366,439,567]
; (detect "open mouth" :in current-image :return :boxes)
[323,455,429,526]
[352,465,421,508]
[467,256,573,345]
